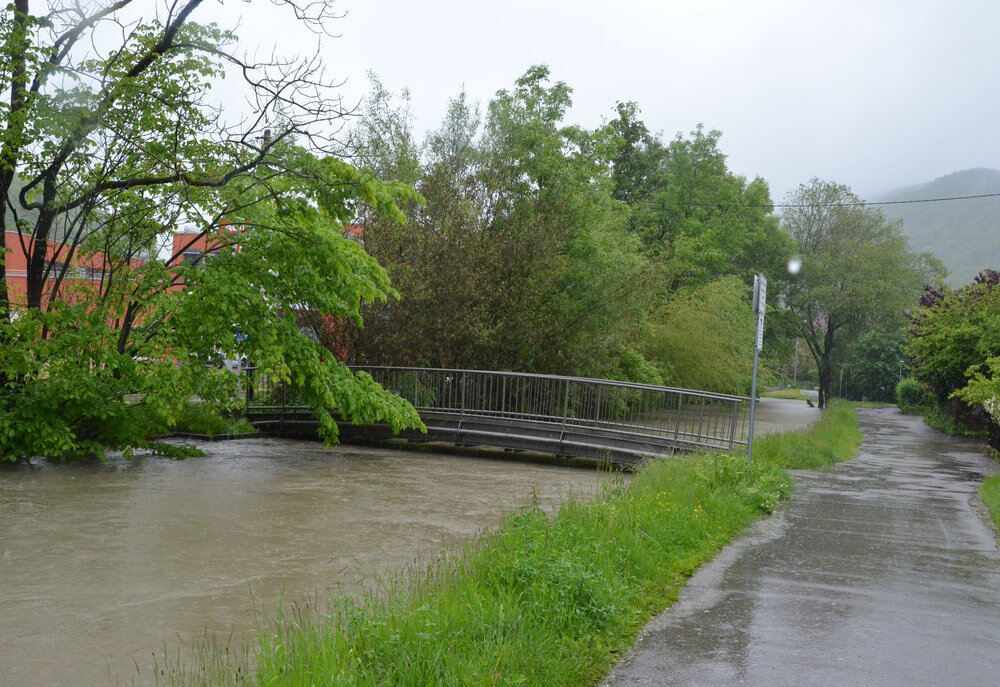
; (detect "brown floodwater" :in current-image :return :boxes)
[0,439,612,686]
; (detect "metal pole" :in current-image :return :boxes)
[673,394,683,451]
[728,399,739,450]
[748,343,761,463]
[748,273,766,464]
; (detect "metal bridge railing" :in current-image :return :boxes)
[350,366,750,452]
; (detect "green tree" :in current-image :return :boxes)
[642,276,755,395]
[781,179,942,408]
[600,107,792,292]
[0,2,421,460]
[839,326,908,402]
[350,67,656,381]
[908,270,1000,435]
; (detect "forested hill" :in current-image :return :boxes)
[875,168,1000,285]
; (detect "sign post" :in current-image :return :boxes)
[748,274,766,463]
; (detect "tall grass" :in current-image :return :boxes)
[981,448,1000,540]
[160,404,861,687]
[752,400,862,469]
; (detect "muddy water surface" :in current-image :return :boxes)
[0,439,611,686]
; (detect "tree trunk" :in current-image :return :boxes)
[26,177,58,310]
[0,181,10,323]
[0,0,33,323]
[817,324,837,409]
[818,360,829,409]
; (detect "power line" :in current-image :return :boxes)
[677,191,1000,210]
[774,191,1000,209]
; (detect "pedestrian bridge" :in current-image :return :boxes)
[247,366,751,466]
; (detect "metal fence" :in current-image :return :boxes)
[350,366,750,453]
[244,365,751,461]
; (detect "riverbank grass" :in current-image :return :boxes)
[752,399,862,469]
[247,454,790,687]
[164,403,861,687]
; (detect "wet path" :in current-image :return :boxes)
[603,407,1000,686]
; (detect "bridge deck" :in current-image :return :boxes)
[247,367,750,466]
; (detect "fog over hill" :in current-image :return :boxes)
[874,168,1000,286]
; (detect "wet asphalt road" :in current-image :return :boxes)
[603,407,1000,686]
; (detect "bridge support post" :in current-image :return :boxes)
[456,371,466,444]
[673,394,683,452]
[697,397,706,443]
[728,399,739,450]
[558,378,571,453]
[595,385,602,426]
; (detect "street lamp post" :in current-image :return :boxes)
[748,274,766,464]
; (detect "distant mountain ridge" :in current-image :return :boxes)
[874,168,1000,286]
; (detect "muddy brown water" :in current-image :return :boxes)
[0,439,612,686]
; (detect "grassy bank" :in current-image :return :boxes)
[982,474,1000,537]
[752,400,862,469]
[163,405,861,687]
[981,447,1000,539]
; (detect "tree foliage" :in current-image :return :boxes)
[642,276,755,395]
[348,79,790,393]
[0,1,421,460]
[350,68,655,381]
[602,105,792,292]
[838,327,907,402]
[780,179,942,407]
[907,270,1000,436]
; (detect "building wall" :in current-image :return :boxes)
[2,230,141,309]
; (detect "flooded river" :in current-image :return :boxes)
[0,439,611,686]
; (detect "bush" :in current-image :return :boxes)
[172,404,256,438]
[896,378,931,414]
[923,401,987,438]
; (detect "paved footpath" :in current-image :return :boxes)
[603,408,1000,686]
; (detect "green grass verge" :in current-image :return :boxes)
[981,449,1000,539]
[763,388,812,400]
[848,400,896,408]
[752,400,862,470]
[162,405,862,687]
[981,474,1000,537]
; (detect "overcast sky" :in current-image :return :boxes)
[201,0,1000,201]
